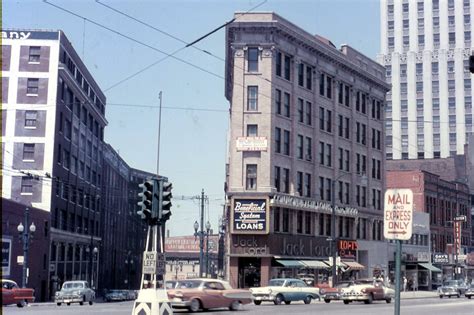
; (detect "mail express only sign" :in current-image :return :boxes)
[231,198,269,234]
[384,189,413,240]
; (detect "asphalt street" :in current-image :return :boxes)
[2,298,473,315]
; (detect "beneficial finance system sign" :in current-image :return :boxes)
[231,198,269,234]
[384,189,413,240]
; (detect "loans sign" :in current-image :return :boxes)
[384,189,413,240]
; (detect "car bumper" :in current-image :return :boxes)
[55,296,83,303]
[438,291,459,296]
[252,294,276,302]
[323,294,341,300]
[170,299,191,308]
[342,294,369,301]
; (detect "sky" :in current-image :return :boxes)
[3,0,381,236]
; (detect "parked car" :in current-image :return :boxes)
[2,279,35,307]
[167,278,253,312]
[465,284,474,299]
[250,278,320,305]
[341,279,394,304]
[105,289,126,302]
[438,279,469,298]
[55,281,95,306]
[320,281,355,303]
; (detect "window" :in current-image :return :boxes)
[388,21,394,30]
[403,19,409,29]
[247,47,259,72]
[247,86,258,111]
[304,173,311,197]
[275,89,282,115]
[448,0,454,9]
[465,79,471,90]
[274,208,281,232]
[418,35,425,45]
[418,2,424,12]
[246,164,257,190]
[319,73,332,98]
[63,149,70,169]
[298,63,304,86]
[297,98,304,123]
[403,36,409,46]
[296,172,303,196]
[403,3,409,12]
[306,66,312,90]
[433,0,439,10]
[247,124,258,137]
[449,32,455,44]
[305,101,312,125]
[28,46,41,62]
[305,137,312,161]
[449,15,455,26]
[416,81,423,93]
[275,127,281,153]
[21,177,33,194]
[282,208,289,232]
[24,110,37,127]
[274,166,281,192]
[283,130,290,155]
[388,4,394,14]
[282,168,289,193]
[276,51,282,77]
[283,92,290,117]
[448,61,455,73]
[433,33,440,45]
[448,80,455,91]
[465,15,471,24]
[465,31,471,42]
[297,135,304,159]
[319,141,325,165]
[26,78,39,95]
[325,143,332,167]
[416,63,423,75]
[388,37,394,48]
[418,18,424,28]
[22,143,35,160]
[432,62,438,74]
[284,55,291,80]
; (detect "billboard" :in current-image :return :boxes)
[165,236,218,253]
[231,198,269,234]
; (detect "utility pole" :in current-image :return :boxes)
[157,91,163,175]
[200,189,205,277]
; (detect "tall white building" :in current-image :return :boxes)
[378,0,473,159]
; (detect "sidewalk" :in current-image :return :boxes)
[400,290,439,299]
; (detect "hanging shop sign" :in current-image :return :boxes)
[433,254,449,264]
[338,240,358,259]
[271,194,358,217]
[231,198,269,234]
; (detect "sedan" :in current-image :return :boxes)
[2,279,35,307]
[167,279,253,312]
[464,284,474,299]
[250,278,320,305]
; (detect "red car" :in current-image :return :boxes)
[167,279,253,312]
[2,279,35,307]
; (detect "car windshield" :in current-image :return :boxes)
[443,280,459,286]
[337,282,353,288]
[63,282,84,290]
[109,290,121,294]
[176,280,201,289]
[269,279,285,287]
[165,281,177,289]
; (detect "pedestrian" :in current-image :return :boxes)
[403,276,407,292]
[413,278,417,291]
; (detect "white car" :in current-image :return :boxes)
[55,281,95,306]
[341,279,394,304]
[250,278,320,305]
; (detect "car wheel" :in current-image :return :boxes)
[253,300,262,305]
[189,298,201,312]
[229,300,242,311]
[386,298,391,304]
[67,303,71,306]
[273,294,284,305]
[324,299,331,303]
[457,294,460,298]
[303,296,312,304]
[467,296,472,299]
[89,300,93,305]
[448,295,451,299]
[284,301,291,305]
[57,303,62,306]
[17,299,26,308]
[343,300,350,305]
[364,294,373,304]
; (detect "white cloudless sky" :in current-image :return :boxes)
[4,0,380,236]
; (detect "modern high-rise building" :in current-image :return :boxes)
[2,29,107,298]
[225,12,390,288]
[378,0,473,160]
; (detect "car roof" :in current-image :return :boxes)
[1,279,17,284]
[270,278,300,281]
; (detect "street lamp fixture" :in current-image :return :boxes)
[193,220,212,277]
[17,207,35,288]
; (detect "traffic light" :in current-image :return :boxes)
[158,180,172,224]
[470,55,474,73]
[137,180,154,224]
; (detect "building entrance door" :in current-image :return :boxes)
[238,257,261,288]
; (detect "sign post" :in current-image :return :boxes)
[384,189,413,315]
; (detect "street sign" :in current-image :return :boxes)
[156,253,165,275]
[17,255,24,265]
[454,215,467,221]
[384,189,413,240]
[143,251,157,274]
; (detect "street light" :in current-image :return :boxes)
[17,207,36,288]
[205,221,211,277]
[330,173,367,288]
[194,220,212,277]
[87,235,98,288]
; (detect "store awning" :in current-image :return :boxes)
[324,260,346,268]
[418,263,441,272]
[343,261,365,271]
[276,260,304,267]
[300,260,329,269]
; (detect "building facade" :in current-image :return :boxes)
[378,0,473,159]
[224,13,390,288]
[2,29,107,299]
[386,169,472,281]
[1,199,51,302]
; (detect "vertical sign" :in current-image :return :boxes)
[454,221,461,256]
[384,189,414,240]
[2,238,12,277]
[142,251,157,274]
